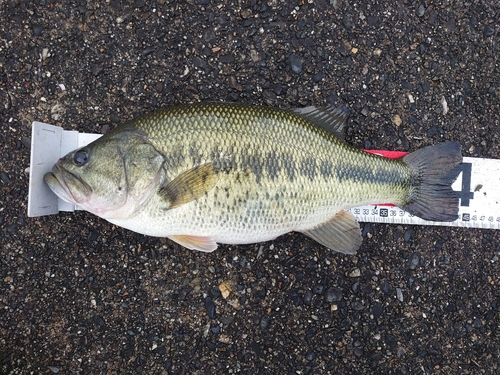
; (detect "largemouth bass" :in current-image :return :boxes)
[44,103,462,254]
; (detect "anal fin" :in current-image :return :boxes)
[169,235,218,252]
[299,210,362,254]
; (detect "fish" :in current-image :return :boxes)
[44,102,463,254]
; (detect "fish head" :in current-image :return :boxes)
[44,129,165,219]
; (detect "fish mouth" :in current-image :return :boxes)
[44,164,92,205]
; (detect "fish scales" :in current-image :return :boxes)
[112,104,411,237]
[44,102,462,253]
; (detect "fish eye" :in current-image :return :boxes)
[73,149,89,166]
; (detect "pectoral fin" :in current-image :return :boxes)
[159,163,218,210]
[169,235,218,252]
[299,210,362,254]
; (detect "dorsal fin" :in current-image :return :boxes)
[292,106,350,140]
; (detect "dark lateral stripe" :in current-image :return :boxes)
[320,160,333,178]
[281,154,296,181]
[335,164,401,184]
[299,157,317,180]
[266,152,281,180]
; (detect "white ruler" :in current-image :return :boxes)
[28,122,500,230]
[28,122,102,217]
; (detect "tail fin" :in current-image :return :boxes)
[402,142,462,221]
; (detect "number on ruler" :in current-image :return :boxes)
[457,163,474,207]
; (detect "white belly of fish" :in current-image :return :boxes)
[105,191,346,250]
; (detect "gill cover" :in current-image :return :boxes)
[46,128,165,219]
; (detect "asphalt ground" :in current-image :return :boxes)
[1,1,499,374]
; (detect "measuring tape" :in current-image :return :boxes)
[352,150,499,229]
[28,121,500,230]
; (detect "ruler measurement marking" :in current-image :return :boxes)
[458,163,474,207]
